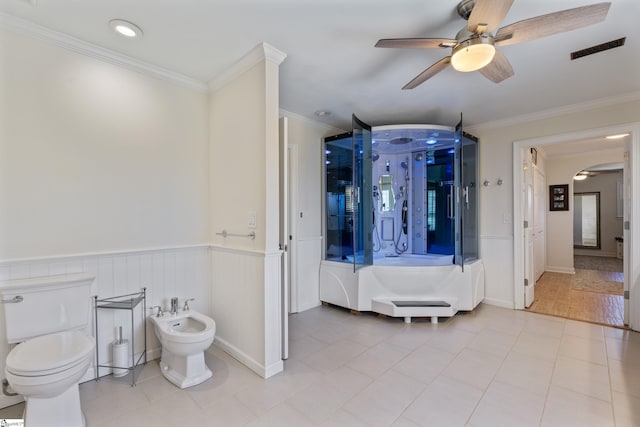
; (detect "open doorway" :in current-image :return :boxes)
[513,124,640,331]
[528,162,625,327]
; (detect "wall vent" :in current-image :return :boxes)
[570,37,626,60]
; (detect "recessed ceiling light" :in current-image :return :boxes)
[109,19,143,38]
[605,133,629,140]
[314,110,331,117]
[574,174,588,181]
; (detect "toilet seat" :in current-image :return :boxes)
[6,331,94,377]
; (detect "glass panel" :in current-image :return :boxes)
[426,148,455,255]
[461,134,479,262]
[454,116,479,268]
[454,119,463,267]
[352,114,373,271]
[324,132,353,263]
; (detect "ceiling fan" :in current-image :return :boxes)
[375,0,611,89]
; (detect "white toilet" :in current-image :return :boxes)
[150,307,215,389]
[0,273,95,427]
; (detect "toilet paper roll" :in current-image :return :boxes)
[112,340,129,377]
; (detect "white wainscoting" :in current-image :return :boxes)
[295,236,323,312]
[480,235,515,309]
[209,245,283,379]
[0,245,210,389]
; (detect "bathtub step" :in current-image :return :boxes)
[371,298,458,324]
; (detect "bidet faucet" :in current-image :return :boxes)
[170,297,179,315]
[149,306,164,317]
[183,298,195,311]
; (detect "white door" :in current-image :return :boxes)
[623,144,630,325]
[524,152,535,307]
[278,117,289,359]
[288,145,299,314]
[533,167,546,281]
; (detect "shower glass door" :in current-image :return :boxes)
[454,117,479,270]
[352,114,373,271]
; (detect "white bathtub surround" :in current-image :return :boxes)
[320,258,485,323]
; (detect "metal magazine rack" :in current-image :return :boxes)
[94,288,147,386]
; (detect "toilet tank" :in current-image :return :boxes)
[0,273,95,344]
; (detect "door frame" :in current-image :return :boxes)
[288,144,299,314]
[513,123,640,331]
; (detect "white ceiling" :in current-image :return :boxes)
[1,0,638,130]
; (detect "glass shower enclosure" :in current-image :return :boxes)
[324,117,478,270]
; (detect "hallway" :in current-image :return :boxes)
[527,256,625,327]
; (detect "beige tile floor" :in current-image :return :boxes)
[2,303,640,426]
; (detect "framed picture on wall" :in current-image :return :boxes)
[549,184,569,211]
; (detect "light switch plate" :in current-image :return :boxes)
[248,212,256,229]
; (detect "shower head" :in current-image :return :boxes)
[400,161,408,170]
[372,152,380,162]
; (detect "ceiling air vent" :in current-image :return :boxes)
[570,37,626,60]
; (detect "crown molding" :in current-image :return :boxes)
[468,91,640,132]
[0,12,209,92]
[208,42,287,92]
[279,109,345,134]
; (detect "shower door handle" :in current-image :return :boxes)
[447,185,454,219]
[464,186,469,209]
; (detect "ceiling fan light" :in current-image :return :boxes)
[451,36,496,72]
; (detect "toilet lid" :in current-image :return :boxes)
[6,331,94,377]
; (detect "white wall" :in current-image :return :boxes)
[468,98,640,308]
[0,29,210,260]
[545,149,623,272]
[283,113,341,312]
[208,45,285,378]
[0,28,213,408]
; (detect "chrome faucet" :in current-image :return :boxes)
[170,297,179,315]
[149,305,164,317]
[183,298,195,311]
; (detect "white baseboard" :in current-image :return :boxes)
[545,266,576,274]
[212,336,283,379]
[574,251,618,258]
[297,300,322,313]
[481,297,514,309]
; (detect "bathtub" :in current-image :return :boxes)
[319,254,485,322]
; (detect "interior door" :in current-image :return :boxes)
[278,117,289,359]
[523,153,535,307]
[352,114,373,271]
[623,142,630,325]
[533,167,546,281]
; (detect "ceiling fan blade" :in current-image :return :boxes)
[495,2,611,46]
[468,0,514,33]
[478,50,514,83]
[375,38,457,49]
[402,57,451,90]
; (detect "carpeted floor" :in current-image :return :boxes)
[573,255,623,272]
